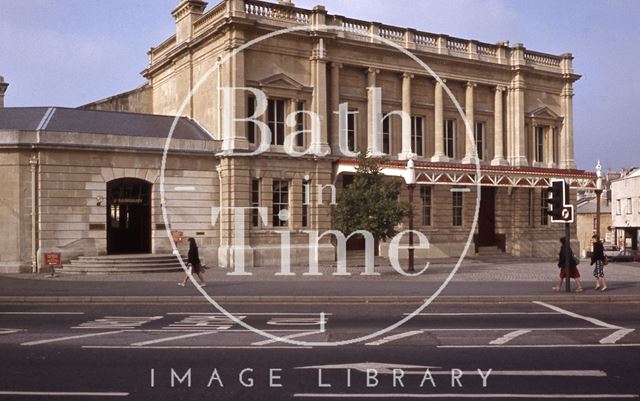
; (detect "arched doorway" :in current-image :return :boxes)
[106,178,152,255]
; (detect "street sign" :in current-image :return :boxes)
[44,253,61,266]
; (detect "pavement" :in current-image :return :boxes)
[1,257,639,304]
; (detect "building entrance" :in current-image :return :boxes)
[106,178,152,255]
[477,186,497,247]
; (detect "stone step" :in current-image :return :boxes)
[66,253,187,275]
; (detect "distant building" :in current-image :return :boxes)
[611,168,640,250]
[576,194,612,257]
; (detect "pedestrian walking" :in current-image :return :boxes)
[553,237,583,292]
[178,237,206,287]
[590,235,608,291]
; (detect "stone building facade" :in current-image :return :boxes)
[0,0,597,273]
[611,169,640,250]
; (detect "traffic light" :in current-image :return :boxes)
[546,179,574,223]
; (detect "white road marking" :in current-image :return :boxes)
[406,312,559,316]
[422,327,609,332]
[438,343,640,349]
[296,363,441,372]
[130,331,218,346]
[365,330,424,346]
[293,393,638,399]
[252,330,324,346]
[0,391,128,397]
[489,329,532,345]
[166,312,333,316]
[403,370,606,377]
[600,328,635,344]
[533,301,622,329]
[21,330,126,346]
[320,312,326,333]
[82,345,312,349]
[0,329,23,335]
[0,312,84,315]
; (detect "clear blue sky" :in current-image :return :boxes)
[1,0,638,172]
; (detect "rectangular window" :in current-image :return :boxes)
[302,179,310,228]
[247,96,256,144]
[272,180,289,227]
[421,186,432,226]
[382,115,391,155]
[412,116,424,157]
[535,126,545,163]
[268,99,286,146]
[616,199,621,215]
[452,191,463,227]
[627,198,633,214]
[445,119,455,159]
[295,101,305,147]
[251,179,260,228]
[347,109,357,152]
[593,217,597,230]
[540,189,549,226]
[475,122,484,160]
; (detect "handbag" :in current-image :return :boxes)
[603,256,609,266]
[572,255,580,266]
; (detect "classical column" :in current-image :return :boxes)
[560,81,576,169]
[367,68,382,156]
[220,29,249,153]
[398,72,414,159]
[329,63,342,154]
[310,38,331,156]
[508,71,527,166]
[491,86,507,166]
[461,81,476,164]
[431,79,448,162]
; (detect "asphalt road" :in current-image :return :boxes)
[0,302,639,400]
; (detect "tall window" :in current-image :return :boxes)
[452,191,463,226]
[528,188,534,227]
[295,101,305,147]
[251,179,260,227]
[382,115,391,154]
[421,186,432,226]
[475,122,484,160]
[247,96,256,144]
[445,119,455,158]
[347,109,357,152]
[535,126,545,163]
[627,198,633,214]
[412,116,424,157]
[268,99,286,146]
[540,189,549,226]
[616,199,621,215]
[272,180,289,227]
[552,127,558,163]
[302,179,310,228]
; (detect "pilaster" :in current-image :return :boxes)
[398,72,414,160]
[431,80,448,162]
[461,81,476,164]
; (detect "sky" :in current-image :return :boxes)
[0,0,638,172]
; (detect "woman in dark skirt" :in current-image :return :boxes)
[553,237,583,292]
[179,238,206,287]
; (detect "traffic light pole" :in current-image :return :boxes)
[565,222,571,293]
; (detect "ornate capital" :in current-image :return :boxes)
[402,72,415,80]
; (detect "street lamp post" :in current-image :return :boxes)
[595,161,603,242]
[405,157,416,273]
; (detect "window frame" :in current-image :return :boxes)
[452,190,463,227]
[251,178,261,228]
[268,99,286,146]
[411,116,424,157]
[272,180,290,227]
[474,121,484,160]
[444,119,455,159]
[420,185,432,227]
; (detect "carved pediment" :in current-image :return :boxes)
[527,106,562,120]
[254,73,309,91]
